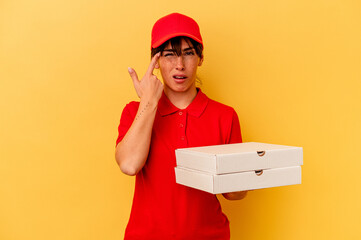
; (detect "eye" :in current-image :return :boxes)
[184,51,195,56]
[163,52,175,57]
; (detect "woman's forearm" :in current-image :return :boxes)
[115,98,158,176]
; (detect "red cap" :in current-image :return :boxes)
[151,13,203,49]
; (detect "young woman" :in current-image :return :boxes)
[115,13,247,240]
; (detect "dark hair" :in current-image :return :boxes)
[151,36,203,59]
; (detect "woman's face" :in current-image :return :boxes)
[157,38,203,95]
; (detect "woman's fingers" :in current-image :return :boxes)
[145,52,161,76]
[128,52,162,100]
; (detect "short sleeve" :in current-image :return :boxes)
[115,101,139,146]
[228,109,242,144]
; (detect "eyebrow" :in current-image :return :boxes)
[163,47,195,52]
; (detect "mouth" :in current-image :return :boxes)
[173,75,187,82]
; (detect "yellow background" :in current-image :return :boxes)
[1,0,360,239]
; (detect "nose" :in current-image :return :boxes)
[175,56,185,70]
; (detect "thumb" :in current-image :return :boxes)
[128,67,139,82]
[128,67,142,98]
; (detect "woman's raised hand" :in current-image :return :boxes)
[128,53,163,103]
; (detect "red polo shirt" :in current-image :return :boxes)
[116,89,242,240]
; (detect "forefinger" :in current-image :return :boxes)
[146,52,160,76]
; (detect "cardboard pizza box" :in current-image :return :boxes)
[175,165,301,194]
[175,142,303,174]
[174,142,303,194]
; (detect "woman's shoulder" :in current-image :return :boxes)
[198,89,236,113]
[125,101,140,109]
[122,101,140,116]
[206,97,237,115]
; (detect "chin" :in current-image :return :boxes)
[169,84,193,93]
[165,80,195,92]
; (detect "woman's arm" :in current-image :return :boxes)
[115,53,163,176]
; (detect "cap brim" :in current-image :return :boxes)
[151,32,203,49]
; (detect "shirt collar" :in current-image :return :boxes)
[158,88,209,118]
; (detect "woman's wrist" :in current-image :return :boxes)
[140,96,159,109]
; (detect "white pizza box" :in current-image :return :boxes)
[175,142,303,174]
[175,165,301,194]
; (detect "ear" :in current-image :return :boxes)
[198,56,204,66]
[155,62,160,69]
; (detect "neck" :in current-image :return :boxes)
[164,86,198,109]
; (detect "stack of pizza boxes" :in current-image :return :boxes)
[175,142,303,194]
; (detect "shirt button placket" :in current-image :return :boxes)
[178,111,187,147]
